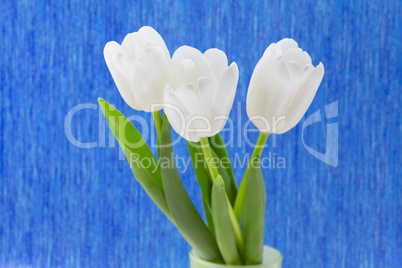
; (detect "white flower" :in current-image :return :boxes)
[163,46,239,142]
[246,38,324,134]
[104,26,173,112]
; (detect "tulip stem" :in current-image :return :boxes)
[152,111,163,138]
[227,195,245,256]
[234,132,270,221]
[200,137,220,181]
[200,137,245,257]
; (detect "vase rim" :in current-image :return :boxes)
[190,245,283,267]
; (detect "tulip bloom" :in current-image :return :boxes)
[163,46,239,142]
[104,26,173,112]
[246,38,324,134]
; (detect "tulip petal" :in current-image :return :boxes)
[166,85,208,142]
[282,63,324,133]
[246,53,292,133]
[263,43,280,56]
[198,76,219,118]
[213,63,239,118]
[174,59,199,88]
[282,47,308,66]
[139,26,171,58]
[172,45,203,68]
[173,83,200,115]
[163,84,190,140]
[277,38,298,52]
[296,64,315,88]
[196,56,214,78]
[120,27,170,61]
[203,49,229,80]
[303,51,312,65]
[121,32,143,58]
[104,41,142,110]
[167,45,236,141]
[285,60,303,84]
[248,38,324,134]
[130,46,173,112]
[287,62,315,91]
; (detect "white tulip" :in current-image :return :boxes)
[104,26,173,112]
[246,38,324,134]
[163,46,239,142]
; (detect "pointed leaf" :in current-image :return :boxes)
[160,116,223,263]
[202,199,215,238]
[212,150,237,205]
[209,134,237,203]
[243,157,266,265]
[212,176,242,265]
[99,98,162,187]
[187,141,212,204]
[187,141,215,236]
[98,98,173,222]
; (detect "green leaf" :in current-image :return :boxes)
[187,141,215,236]
[187,139,236,236]
[211,175,242,265]
[187,141,212,204]
[243,157,266,265]
[98,98,173,222]
[126,160,174,223]
[234,133,269,222]
[160,116,223,263]
[209,134,237,204]
[212,150,237,205]
[98,98,162,187]
[202,198,215,238]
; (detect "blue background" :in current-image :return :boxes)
[0,0,400,267]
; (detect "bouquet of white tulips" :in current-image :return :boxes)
[99,26,324,266]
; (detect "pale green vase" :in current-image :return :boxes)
[189,246,282,268]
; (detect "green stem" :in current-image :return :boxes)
[201,137,245,257]
[200,137,220,181]
[234,132,270,221]
[227,195,245,255]
[152,111,163,138]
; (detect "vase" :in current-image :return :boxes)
[189,246,282,268]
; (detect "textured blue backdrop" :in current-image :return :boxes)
[0,0,400,267]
